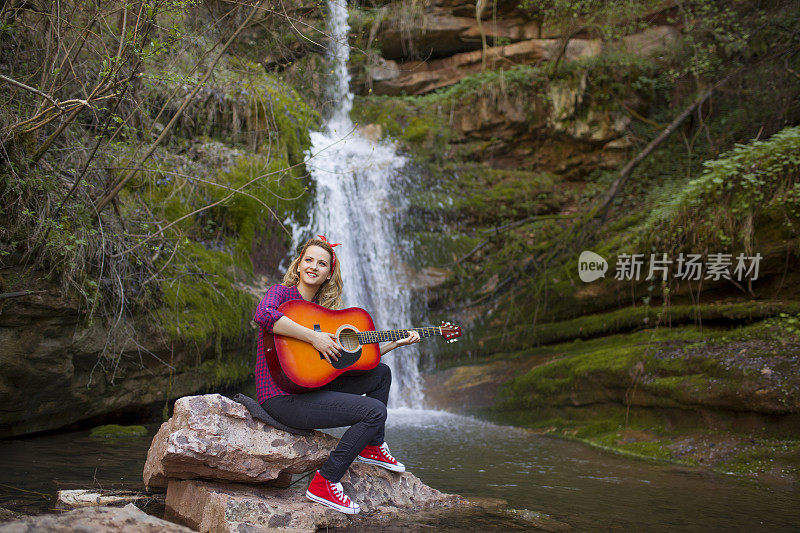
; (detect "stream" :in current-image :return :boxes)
[1,407,798,531]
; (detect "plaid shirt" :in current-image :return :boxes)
[253,284,306,402]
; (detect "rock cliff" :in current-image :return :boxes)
[0,278,247,438]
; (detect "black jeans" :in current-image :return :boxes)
[261,363,391,483]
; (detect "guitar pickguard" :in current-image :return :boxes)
[314,324,362,369]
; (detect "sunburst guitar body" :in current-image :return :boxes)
[263,299,461,393]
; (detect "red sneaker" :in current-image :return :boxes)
[356,442,406,472]
[305,471,360,514]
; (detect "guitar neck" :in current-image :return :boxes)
[357,327,441,345]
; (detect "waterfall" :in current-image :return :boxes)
[293,0,423,408]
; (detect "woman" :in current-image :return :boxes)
[253,235,420,514]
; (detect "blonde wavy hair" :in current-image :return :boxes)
[282,237,344,309]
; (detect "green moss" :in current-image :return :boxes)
[155,241,255,344]
[573,418,621,439]
[494,318,795,411]
[637,126,800,254]
[717,439,800,478]
[117,69,316,348]
[208,152,309,266]
[410,231,481,269]
[402,116,434,144]
[606,438,676,461]
[511,301,800,347]
[89,424,148,438]
[485,407,682,465]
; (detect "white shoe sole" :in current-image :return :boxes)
[305,490,361,514]
[355,456,406,472]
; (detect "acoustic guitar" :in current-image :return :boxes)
[263,299,462,393]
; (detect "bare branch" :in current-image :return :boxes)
[594,86,716,222]
[95,0,267,213]
[0,74,64,110]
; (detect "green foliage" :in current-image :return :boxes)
[414,65,547,105]
[516,0,662,38]
[1,3,323,397]
[667,2,755,81]
[765,313,800,339]
[553,52,667,110]
[141,55,319,154]
[642,126,800,252]
[683,126,800,211]
[128,146,311,343]
[207,153,309,265]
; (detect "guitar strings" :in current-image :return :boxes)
[356,326,443,344]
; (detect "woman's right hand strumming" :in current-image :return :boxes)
[273,315,342,363]
[310,331,342,363]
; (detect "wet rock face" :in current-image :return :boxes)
[355,2,678,97]
[165,463,467,533]
[0,503,194,533]
[143,394,340,489]
[0,282,242,439]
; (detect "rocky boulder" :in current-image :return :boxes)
[165,463,468,532]
[143,394,339,489]
[144,393,474,532]
[0,504,193,533]
[361,26,677,96]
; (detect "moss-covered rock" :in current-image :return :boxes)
[89,424,148,439]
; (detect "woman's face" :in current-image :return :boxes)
[297,245,333,288]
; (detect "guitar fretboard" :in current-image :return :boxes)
[357,327,441,345]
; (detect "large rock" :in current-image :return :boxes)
[165,462,469,532]
[143,394,339,489]
[369,37,595,96]
[363,26,677,96]
[0,504,193,533]
[365,0,678,61]
[0,262,252,439]
[370,12,557,61]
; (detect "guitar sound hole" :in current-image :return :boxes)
[339,329,359,351]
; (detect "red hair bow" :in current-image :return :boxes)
[317,234,341,270]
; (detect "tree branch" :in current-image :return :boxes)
[0,73,64,110]
[594,85,716,222]
[94,0,267,213]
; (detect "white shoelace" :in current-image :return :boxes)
[330,481,350,504]
[379,443,396,461]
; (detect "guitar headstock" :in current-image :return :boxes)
[439,321,462,343]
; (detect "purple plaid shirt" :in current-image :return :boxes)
[253,284,307,402]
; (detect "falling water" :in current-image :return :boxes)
[293,0,423,407]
